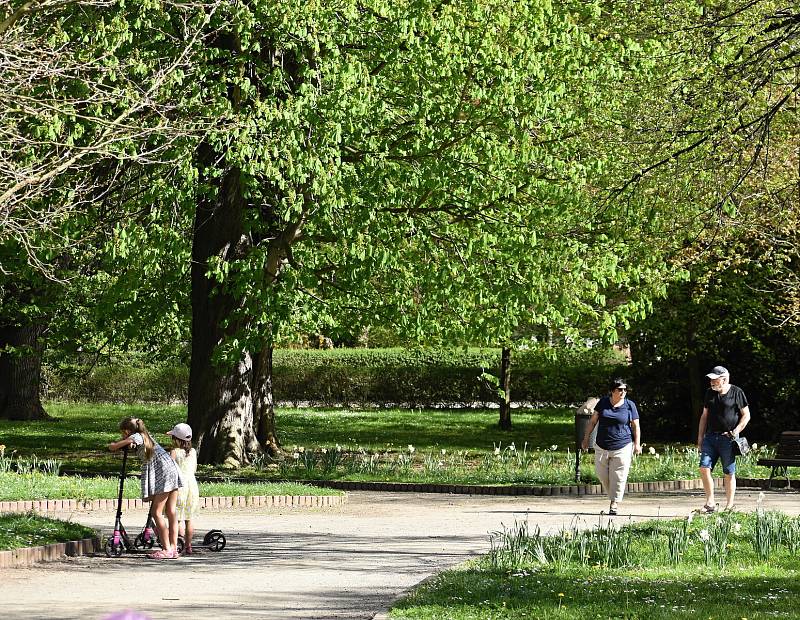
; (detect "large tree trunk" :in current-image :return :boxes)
[498,346,512,430]
[254,344,280,456]
[0,322,49,420]
[187,164,262,467]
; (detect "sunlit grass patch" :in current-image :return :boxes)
[391,510,800,619]
[0,512,96,550]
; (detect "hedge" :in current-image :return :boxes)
[43,347,626,407]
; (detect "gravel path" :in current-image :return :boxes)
[1,489,798,620]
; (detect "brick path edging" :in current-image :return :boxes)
[0,494,346,515]
[0,536,99,569]
[300,477,791,495]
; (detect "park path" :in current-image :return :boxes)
[1,488,799,620]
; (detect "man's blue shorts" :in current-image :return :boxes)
[700,432,736,475]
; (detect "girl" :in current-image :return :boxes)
[107,417,183,559]
[167,422,200,555]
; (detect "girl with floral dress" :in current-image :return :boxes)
[107,417,183,559]
[167,423,200,555]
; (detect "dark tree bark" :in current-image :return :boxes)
[687,352,703,442]
[0,321,49,420]
[498,346,512,430]
[187,163,262,467]
[254,343,279,456]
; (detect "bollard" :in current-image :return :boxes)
[575,397,599,482]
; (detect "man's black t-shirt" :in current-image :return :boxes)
[704,385,749,432]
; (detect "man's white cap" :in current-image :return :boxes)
[167,422,192,441]
[706,365,729,380]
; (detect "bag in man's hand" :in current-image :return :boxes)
[731,435,750,457]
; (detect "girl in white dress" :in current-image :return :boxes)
[167,422,200,555]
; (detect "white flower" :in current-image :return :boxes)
[321,448,328,454]
[298,446,305,453]
[550,444,558,451]
[758,491,765,504]
[441,449,447,456]
[752,443,758,450]
[654,453,661,459]
[292,452,300,460]
[715,517,723,526]
[699,529,710,541]
[494,447,501,456]
[687,513,694,525]
[649,446,656,455]
[733,523,742,534]
[509,443,516,452]
[336,444,342,452]
[407,444,415,454]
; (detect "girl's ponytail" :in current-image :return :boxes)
[119,416,155,462]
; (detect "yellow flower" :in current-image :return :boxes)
[558,593,565,597]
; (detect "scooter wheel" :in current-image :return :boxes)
[203,529,222,546]
[205,531,226,552]
[104,538,124,558]
[134,533,154,549]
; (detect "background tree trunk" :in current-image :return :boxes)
[498,346,512,430]
[687,354,703,442]
[254,344,280,456]
[187,164,261,466]
[0,322,49,420]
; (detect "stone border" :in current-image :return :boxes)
[300,478,709,495]
[0,536,99,569]
[301,477,795,495]
[0,494,346,514]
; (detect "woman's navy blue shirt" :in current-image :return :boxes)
[594,396,639,450]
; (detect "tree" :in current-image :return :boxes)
[0,0,206,418]
[183,0,710,465]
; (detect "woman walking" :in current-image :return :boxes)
[581,378,642,515]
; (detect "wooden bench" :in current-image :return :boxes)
[757,431,800,489]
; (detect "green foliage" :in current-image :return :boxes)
[43,347,626,406]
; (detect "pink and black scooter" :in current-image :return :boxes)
[105,446,225,557]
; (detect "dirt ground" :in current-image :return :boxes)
[1,488,799,620]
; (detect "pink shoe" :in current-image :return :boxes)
[183,544,193,556]
[148,548,177,559]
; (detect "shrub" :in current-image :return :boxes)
[43,346,626,407]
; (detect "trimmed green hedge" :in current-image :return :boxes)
[44,347,626,407]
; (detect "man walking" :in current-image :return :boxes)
[696,365,751,512]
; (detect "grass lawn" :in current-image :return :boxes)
[0,513,97,550]
[0,473,343,501]
[0,402,574,472]
[0,402,781,485]
[390,512,800,619]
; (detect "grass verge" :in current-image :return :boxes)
[390,511,800,619]
[0,472,342,501]
[0,512,96,551]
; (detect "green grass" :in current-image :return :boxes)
[0,472,342,501]
[0,402,574,472]
[0,513,97,550]
[391,512,800,619]
[0,402,783,485]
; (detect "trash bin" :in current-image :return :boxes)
[574,397,599,481]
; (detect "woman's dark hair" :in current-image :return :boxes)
[609,378,628,392]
